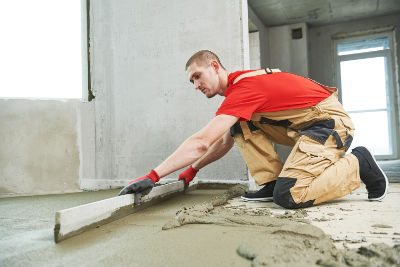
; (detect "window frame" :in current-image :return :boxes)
[81,0,91,102]
[334,31,398,160]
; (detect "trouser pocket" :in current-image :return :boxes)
[283,137,337,178]
[338,117,355,150]
[279,136,338,206]
[298,118,353,151]
[298,119,335,145]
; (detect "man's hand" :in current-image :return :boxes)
[178,165,199,188]
[118,169,160,196]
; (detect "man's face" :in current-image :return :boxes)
[186,61,220,98]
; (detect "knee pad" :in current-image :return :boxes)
[273,177,314,209]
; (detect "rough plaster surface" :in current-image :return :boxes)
[89,0,248,188]
[0,100,82,196]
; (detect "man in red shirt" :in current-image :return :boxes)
[119,50,388,209]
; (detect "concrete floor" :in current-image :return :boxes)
[1,189,252,267]
[228,183,400,249]
[0,184,399,266]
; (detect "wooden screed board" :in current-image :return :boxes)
[54,181,186,243]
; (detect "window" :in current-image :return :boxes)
[0,0,87,99]
[335,33,398,159]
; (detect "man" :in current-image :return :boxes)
[119,50,388,209]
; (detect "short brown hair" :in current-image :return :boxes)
[185,50,225,70]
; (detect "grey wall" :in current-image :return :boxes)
[268,23,309,76]
[248,6,270,68]
[249,32,261,69]
[0,0,250,197]
[87,0,249,189]
[308,13,400,158]
[0,100,84,197]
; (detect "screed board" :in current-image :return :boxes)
[54,181,185,243]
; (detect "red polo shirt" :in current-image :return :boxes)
[216,70,331,121]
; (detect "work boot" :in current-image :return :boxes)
[241,180,276,202]
[351,146,389,201]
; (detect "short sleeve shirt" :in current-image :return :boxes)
[215,70,332,121]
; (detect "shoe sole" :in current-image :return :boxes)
[364,147,389,201]
[240,196,273,202]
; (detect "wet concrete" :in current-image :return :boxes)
[1,186,400,266]
[228,183,400,249]
[1,189,243,266]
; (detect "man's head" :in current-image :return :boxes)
[185,50,228,98]
[185,50,225,71]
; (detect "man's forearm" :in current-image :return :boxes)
[154,135,209,178]
[153,115,239,179]
[192,131,234,170]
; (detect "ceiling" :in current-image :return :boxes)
[248,0,400,30]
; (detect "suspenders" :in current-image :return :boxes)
[265,67,281,74]
[233,67,337,94]
[231,67,281,140]
[233,68,282,84]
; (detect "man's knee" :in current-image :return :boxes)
[273,177,314,209]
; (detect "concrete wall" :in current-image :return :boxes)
[248,6,270,68]
[86,0,249,189]
[308,13,400,159]
[268,23,309,76]
[0,100,87,197]
[0,0,249,196]
[249,32,261,69]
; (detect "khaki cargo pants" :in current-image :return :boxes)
[231,69,361,209]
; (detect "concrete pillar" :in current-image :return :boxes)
[249,32,261,69]
[248,6,270,68]
[268,23,309,76]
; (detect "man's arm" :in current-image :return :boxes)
[154,115,239,178]
[192,130,234,170]
[178,131,234,186]
[118,114,238,196]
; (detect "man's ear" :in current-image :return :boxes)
[210,60,220,73]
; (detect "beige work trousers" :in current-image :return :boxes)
[233,93,361,208]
